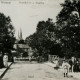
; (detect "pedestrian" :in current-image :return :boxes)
[55,59,59,68]
[62,60,70,77]
[71,57,75,72]
[69,59,73,72]
[3,53,8,68]
[11,56,14,62]
[29,56,32,62]
[76,59,79,72]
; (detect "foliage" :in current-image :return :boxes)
[25,18,61,57]
[56,0,80,58]
[0,13,15,54]
[18,39,25,44]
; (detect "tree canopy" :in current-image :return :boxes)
[56,0,80,58]
[0,13,15,54]
[25,18,62,57]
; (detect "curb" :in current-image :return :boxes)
[0,62,13,80]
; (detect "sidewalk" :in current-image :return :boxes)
[45,61,80,79]
[0,62,12,79]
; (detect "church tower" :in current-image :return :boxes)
[18,28,23,40]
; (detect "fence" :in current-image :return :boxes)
[48,55,59,62]
[14,57,36,61]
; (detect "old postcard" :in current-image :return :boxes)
[0,0,80,80]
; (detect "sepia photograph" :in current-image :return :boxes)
[0,0,80,80]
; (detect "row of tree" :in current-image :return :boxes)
[25,0,80,58]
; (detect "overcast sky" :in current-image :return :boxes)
[0,0,64,39]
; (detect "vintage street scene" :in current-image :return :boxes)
[0,0,80,80]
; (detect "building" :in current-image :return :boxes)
[13,28,30,58]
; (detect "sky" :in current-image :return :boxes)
[0,0,64,39]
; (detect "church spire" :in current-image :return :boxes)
[18,28,23,40]
[20,28,22,40]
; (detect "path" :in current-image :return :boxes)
[2,61,79,80]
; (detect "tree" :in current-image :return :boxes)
[0,13,15,55]
[56,0,80,22]
[56,0,80,58]
[25,18,62,57]
[18,39,25,44]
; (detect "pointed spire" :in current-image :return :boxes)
[20,28,23,40]
[18,28,23,40]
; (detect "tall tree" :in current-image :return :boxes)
[56,0,80,58]
[0,13,15,54]
[25,18,61,57]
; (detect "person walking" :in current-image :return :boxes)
[29,56,32,62]
[76,59,79,72]
[62,60,70,77]
[71,57,75,72]
[3,53,8,68]
[69,59,73,72]
[11,56,14,62]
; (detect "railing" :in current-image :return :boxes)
[14,57,36,61]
